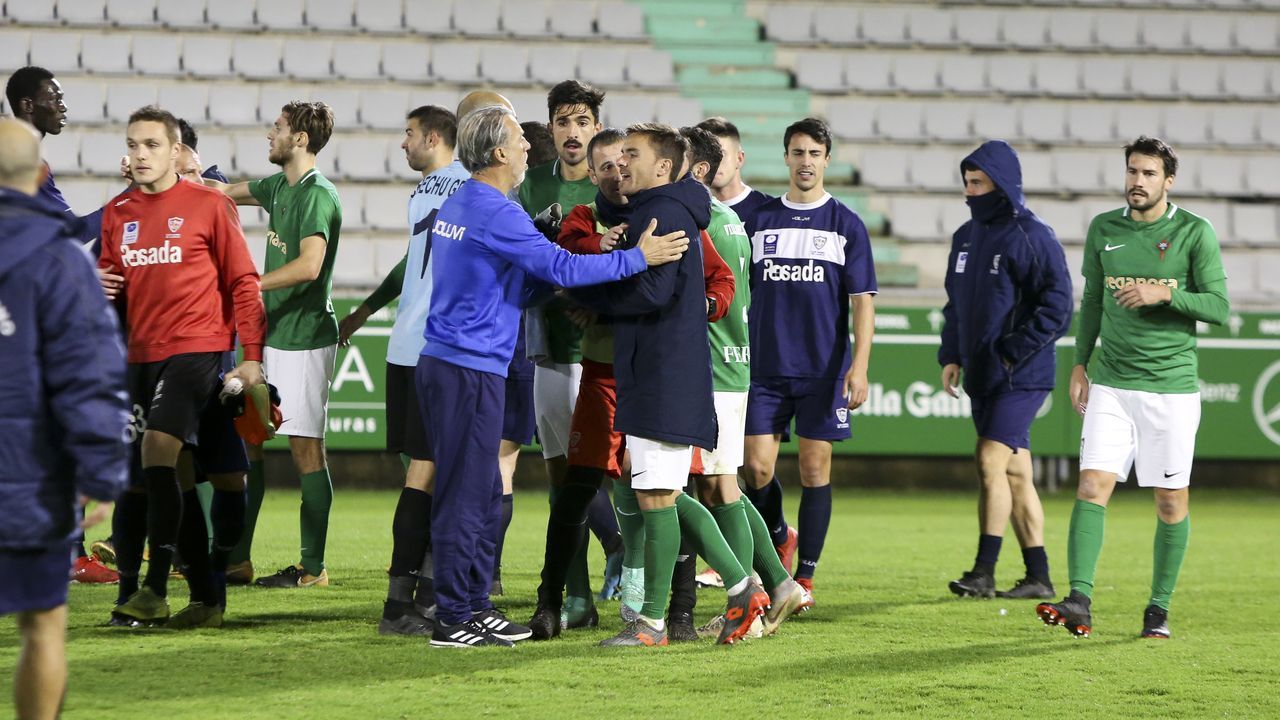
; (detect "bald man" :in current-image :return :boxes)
[0,117,130,720]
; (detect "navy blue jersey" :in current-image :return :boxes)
[725,185,772,230]
[746,193,877,379]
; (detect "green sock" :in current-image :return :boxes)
[1150,515,1190,611]
[195,481,214,549]
[299,468,333,575]
[1067,499,1107,598]
[613,482,645,569]
[674,494,748,591]
[708,499,754,581]
[227,460,265,565]
[742,495,791,589]
[398,453,411,472]
[639,505,679,620]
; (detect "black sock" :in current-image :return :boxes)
[974,534,1003,576]
[749,476,790,547]
[668,538,698,618]
[389,487,433,578]
[796,485,832,580]
[210,488,245,571]
[413,545,434,609]
[586,485,620,545]
[142,466,182,598]
[494,493,514,578]
[75,533,88,558]
[602,531,624,557]
[113,490,148,605]
[177,488,216,605]
[536,465,602,608]
[1022,546,1050,582]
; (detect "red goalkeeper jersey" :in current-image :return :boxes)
[99,178,265,363]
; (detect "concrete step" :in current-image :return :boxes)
[677,64,792,90]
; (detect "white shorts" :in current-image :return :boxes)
[699,391,748,476]
[1079,384,1201,490]
[263,344,338,439]
[629,436,694,491]
[533,362,581,459]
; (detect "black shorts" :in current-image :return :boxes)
[502,374,535,445]
[386,362,433,461]
[128,352,224,446]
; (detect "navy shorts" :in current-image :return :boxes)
[0,544,72,614]
[502,375,535,445]
[745,376,851,442]
[386,362,433,461]
[970,389,1049,451]
[191,398,249,475]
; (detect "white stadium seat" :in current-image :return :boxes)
[1034,56,1081,98]
[603,94,655,128]
[846,54,893,93]
[207,0,257,30]
[28,31,81,74]
[859,7,910,46]
[549,1,595,39]
[232,37,284,81]
[106,0,156,27]
[79,130,124,177]
[258,85,310,126]
[232,130,278,179]
[1233,15,1279,54]
[1079,58,1128,98]
[1047,10,1095,50]
[598,2,645,40]
[334,185,364,229]
[332,40,383,81]
[182,36,234,78]
[1257,107,1280,147]
[134,35,182,76]
[988,58,1035,96]
[315,86,358,130]
[0,29,29,71]
[1162,105,1211,147]
[7,0,57,24]
[971,103,1019,142]
[1020,103,1069,144]
[765,5,812,43]
[332,237,375,285]
[1033,200,1087,244]
[453,0,503,37]
[890,196,943,242]
[381,43,432,83]
[1195,155,1247,196]
[877,102,925,142]
[1054,151,1104,193]
[577,46,627,87]
[355,0,402,32]
[43,130,81,176]
[502,0,550,38]
[209,85,262,127]
[812,5,859,45]
[1065,103,1115,144]
[257,0,305,31]
[59,76,106,126]
[156,0,205,28]
[58,177,112,215]
[1210,107,1259,147]
[404,0,451,34]
[1126,58,1178,99]
[952,8,1003,48]
[655,96,702,128]
[105,81,156,123]
[826,99,877,142]
[892,55,941,94]
[923,102,972,142]
[939,55,987,95]
[1177,59,1226,100]
[480,43,529,85]
[1140,14,1188,51]
[1222,60,1270,100]
[1245,156,1280,196]
[1095,12,1143,51]
[907,8,956,47]
[81,33,133,75]
[1000,11,1049,50]
[1188,14,1236,53]
[628,49,675,89]
[58,0,106,25]
[1017,151,1055,193]
[306,0,355,32]
[1230,204,1278,245]
[431,41,483,84]
[796,53,845,92]
[282,39,333,81]
[360,89,410,131]
[365,186,409,232]
[158,83,210,124]
[910,148,964,192]
[529,45,578,86]
[857,147,911,191]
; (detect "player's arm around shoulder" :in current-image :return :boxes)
[204,177,261,207]
[557,204,606,254]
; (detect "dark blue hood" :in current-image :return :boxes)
[629,175,711,232]
[961,140,1027,217]
[0,187,77,280]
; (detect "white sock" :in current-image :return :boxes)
[726,577,751,596]
[639,614,665,632]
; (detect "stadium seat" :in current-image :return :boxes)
[1233,15,1279,54]
[232,130,277,178]
[826,99,877,142]
[239,206,267,231]
[258,84,308,125]
[105,82,156,123]
[859,6,909,46]
[1177,60,1226,99]
[1126,58,1179,99]
[628,49,675,89]
[1034,56,1081,98]
[1209,107,1258,147]
[332,237,375,285]
[360,89,409,131]
[43,130,81,176]
[1080,58,1128,98]
[1095,12,1143,51]
[0,30,29,70]
[910,148,963,192]
[1188,14,1236,53]
[988,58,1035,96]
[282,39,333,81]
[1033,199,1087,244]
[453,0,503,37]
[549,1,596,39]
[1162,105,1212,147]
[972,103,1018,142]
[1259,254,1280,297]
[134,35,182,76]
[1140,14,1188,51]
[857,147,911,191]
[1054,151,1104,193]
[599,2,645,39]
[1017,151,1055,193]
[258,0,305,30]
[332,39,383,81]
[106,0,156,27]
[79,130,124,177]
[375,238,407,275]
[923,102,972,142]
[1195,155,1247,196]
[57,177,110,215]
[158,83,210,124]
[232,37,284,81]
[764,5,812,43]
[314,86,357,130]
[80,33,133,75]
[1000,11,1048,50]
[1046,10,1095,50]
[354,0,402,32]
[529,45,578,85]
[892,55,941,95]
[577,46,627,87]
[156,0,205,28]
[1020,103,1069,144]
[812,5,859,45]
[1245,156,1280,196]
[907,7,956,47]
[1065,103,1115,144]
[431,41,482,84]
[939,55,987,95]
[207,0,257,30]
[306,0,354,31]
[796,53,845,92]
[655,96,702,129]
[1230,204,1278,245]
[1219,250,1257,297]
[182,36,234,78]
[505,90,545,125]
[28,31,81,74]
[58,0,106,25]
[889,196,942,242]
[209,85,262,127]
[502,0,550,38]
[59,76,105,125]
[193,132,233,173]
[479,43,528,85]
[381,43,432,83]
[7,0,57,24]
[1257,107,1280,147]
[364,185,410,231]
[333,185,364,229]
[1221,60,1270,100]
[404,0,451,34]
[846,54,893,93]
[603,94,655,127]
[952,8,1003,48]
[877,102,925,142]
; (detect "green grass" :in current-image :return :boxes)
[3,489,1279,719]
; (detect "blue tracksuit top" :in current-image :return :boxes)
[423,179,648,377]
[571,176,717,449]
[939,140,1073,395]
[0,189,130,550]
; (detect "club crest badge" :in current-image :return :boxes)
[813,234,827,250]
[835,407,848,424]
[1157,238,1171,260]
[168,217,184,233]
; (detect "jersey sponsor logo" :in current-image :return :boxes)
[1103,243,1126,252]
[168,217,184,234]
[120,239,184,267]
[720,345,749,364]
[433,219,466,241]
[1157,238,1172,260]
[763,233,778,255]
[114,198,132,207]
[267,230,287,254]
[1105,275,1180,290]
[761,259,826,283]
[990,253,1001,274]
[725,223,747,237]
[123,220,140,245]
[752,227,848,265]
[955,251,968,274]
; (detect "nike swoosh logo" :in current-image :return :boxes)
[616,509,638,517]
[1163,472,1179,478]
[632,471,646,477]
[1104,243,1126,252]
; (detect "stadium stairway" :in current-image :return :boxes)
[628,0,917,287]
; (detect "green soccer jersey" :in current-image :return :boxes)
[518,160,597,364]
[249,169,343,350]
[1076,203,1229,393]
[707,198,751,392]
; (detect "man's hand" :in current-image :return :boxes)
[636,218,689,267]
[98,265,124,299]
[941,363,962,398]
[225,360,266,389]
[81,497,113,530]
[600,223,627,252]
[565,305,597,329]
[338,303,373,347]
[843,365,869,409]
[1069,364,1090,416]
[1114,283,1171,309]
[119,154,133,182]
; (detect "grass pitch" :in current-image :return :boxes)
[3,486,1278,719]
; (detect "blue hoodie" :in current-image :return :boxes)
[938,141,1073,396]
[572,175,717,449]
[423,180,648,377]
[0,188,130,550]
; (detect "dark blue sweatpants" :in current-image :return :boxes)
[417,355,504,626]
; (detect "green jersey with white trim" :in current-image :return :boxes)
[1076,203,1228,393]
[706,198,751,392]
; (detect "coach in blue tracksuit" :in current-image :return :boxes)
[418,106,689,648]
[0,119,129,718]
[939,139,1073,601]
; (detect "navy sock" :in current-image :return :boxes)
[1022,545,1050,582]
[389,487,432,577]
[177,488,216,605]
[796,485,832,580]
[210,488,245,571]
[586,486,620,545]
[667,537,697,618]
[113,490,148,605]
[748,477,790,547]
[142,466,182,598]
[494,494,514,578]
[975,534,1003,575]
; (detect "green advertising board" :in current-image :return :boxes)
[311,299,1280,460]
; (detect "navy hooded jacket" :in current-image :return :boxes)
[0,188,131,550]
[938,141,1073,396]
[572,175,717,449]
